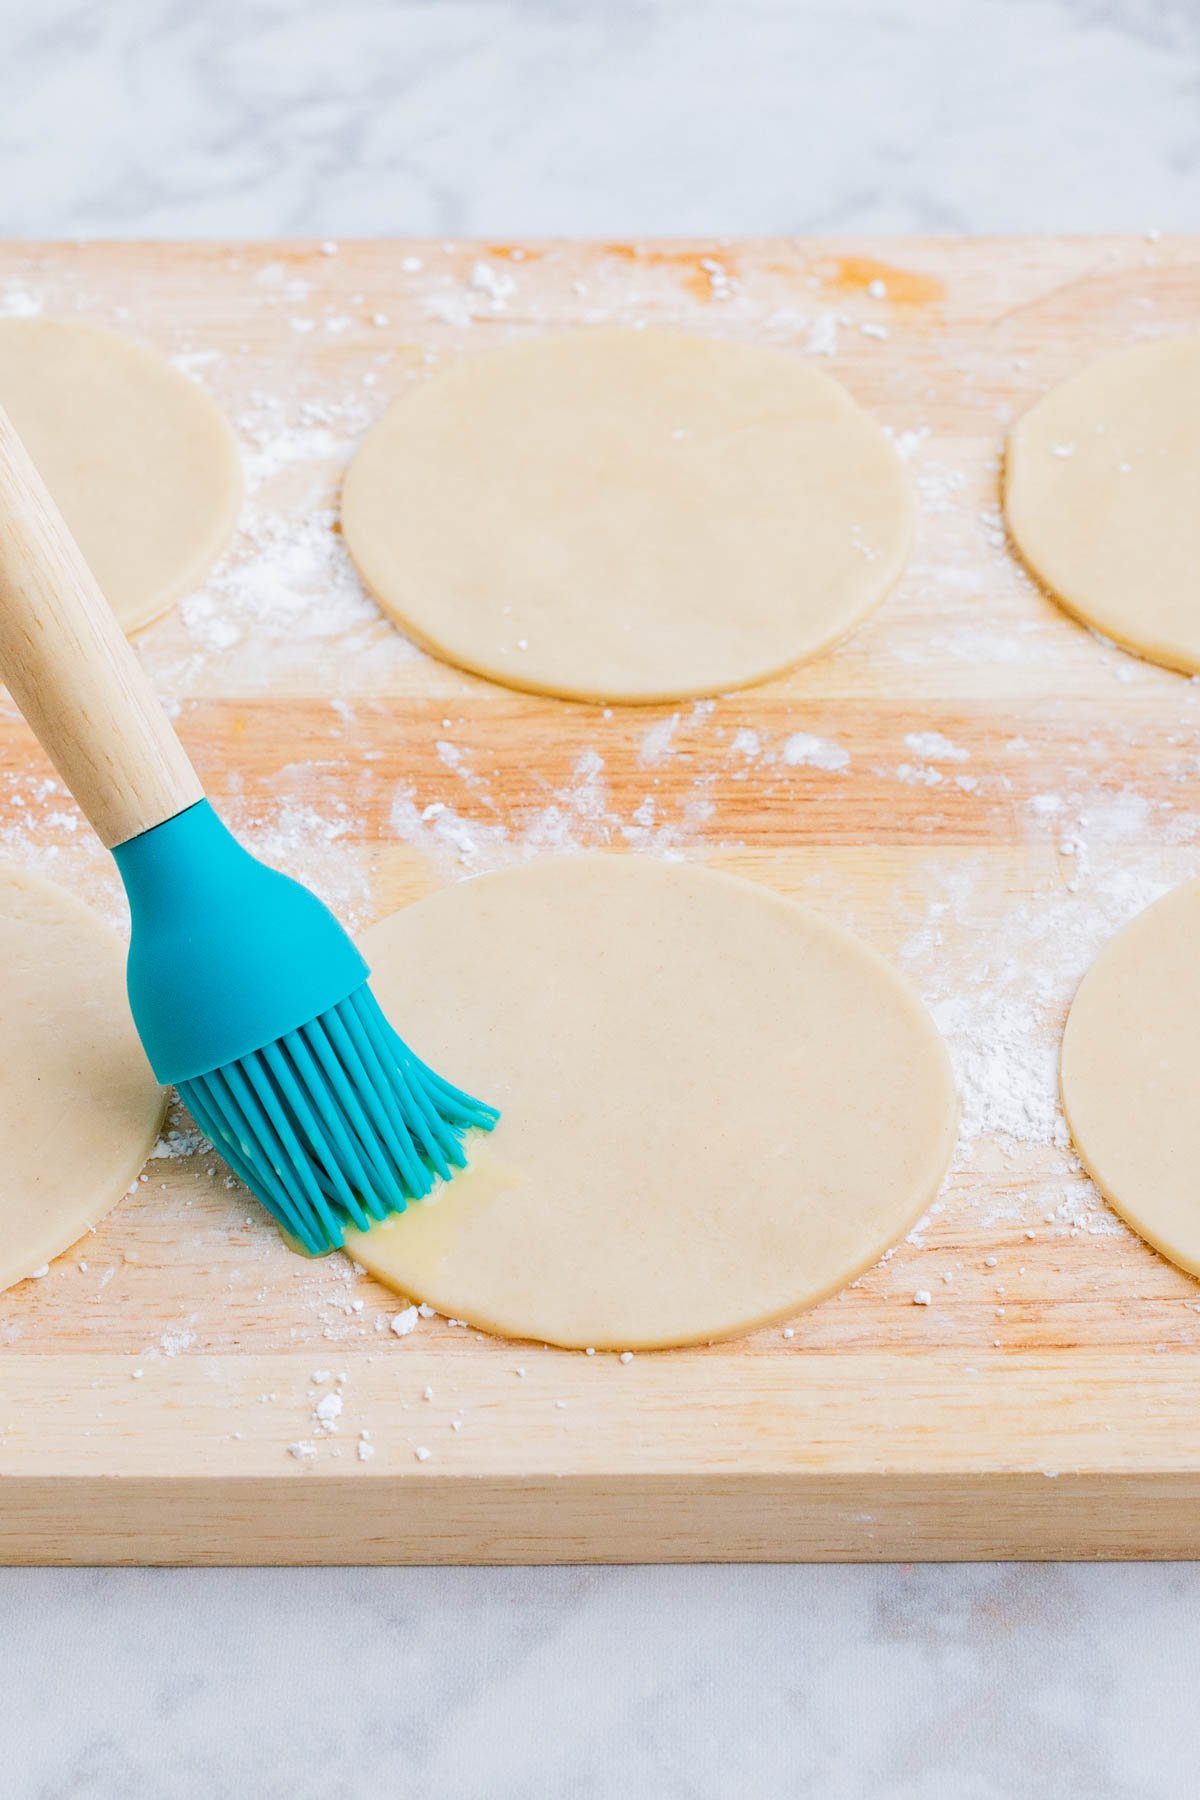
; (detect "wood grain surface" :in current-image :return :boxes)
[1,236,1198,1563]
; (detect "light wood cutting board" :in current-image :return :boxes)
[1,236,1199,1563]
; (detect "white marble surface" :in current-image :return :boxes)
[5,3,1200,1797]
[5,1563,1200,1799]
[5,0,1200,240]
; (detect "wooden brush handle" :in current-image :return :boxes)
[0,403,202,848]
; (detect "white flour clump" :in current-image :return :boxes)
[639,715,680,766]
[805,313,839,357]
[781,733,851,772]
[180,508,378,654]
[0,283,41,317]
[903,731,969,764]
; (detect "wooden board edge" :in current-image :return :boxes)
[2,1470,1198,1564]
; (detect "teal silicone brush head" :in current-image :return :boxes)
[179,992,497,1255]
[113,800,498,1254]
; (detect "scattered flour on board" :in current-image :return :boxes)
[152,391,400,690]
[389,745,720,878]
[0,283,41,318]
[177,508,377,655]
[905,833,1174,1158]
[639,714,680,765]
[2,259,1197,1369]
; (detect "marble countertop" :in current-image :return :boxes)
[4,1561,1197,1798]
[6,0,1197,241]
[5,2,1200,1796]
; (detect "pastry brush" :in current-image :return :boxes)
[0,403,497,1254]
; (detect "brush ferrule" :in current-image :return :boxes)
[113,799,368,1085]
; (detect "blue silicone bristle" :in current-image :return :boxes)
[179,984,499,1255]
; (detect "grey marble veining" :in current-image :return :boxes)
[5,1563,1200,1799]
[4,0,1200,240]
[3,3,1200,1797]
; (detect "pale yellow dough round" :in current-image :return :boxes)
[341,329,912,703]
[345,857,957,1349]
[1062,878,1200,1277]
[1005,338,1200,673]
[0,318,242,633]
[0,868,165,1290]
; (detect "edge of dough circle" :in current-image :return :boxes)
[1005,336,1200,675]
[342,328,913,704]
[0,867,166,1293]
[1061,876,1200,1282]
[0,316,242,634]
[345,856,958,1350]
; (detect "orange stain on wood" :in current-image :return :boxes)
[484,244,545,263]
[601,242,738,301]
[820,255,944,305]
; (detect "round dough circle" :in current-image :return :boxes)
[341,329,912,703]
[0,318,242,633]
[1062,878,1200,1277]
[1005,338,1200,673]
[0,867,165,1290]
[345,857,957,1348]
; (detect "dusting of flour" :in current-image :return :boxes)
[3,245,1198,1397]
